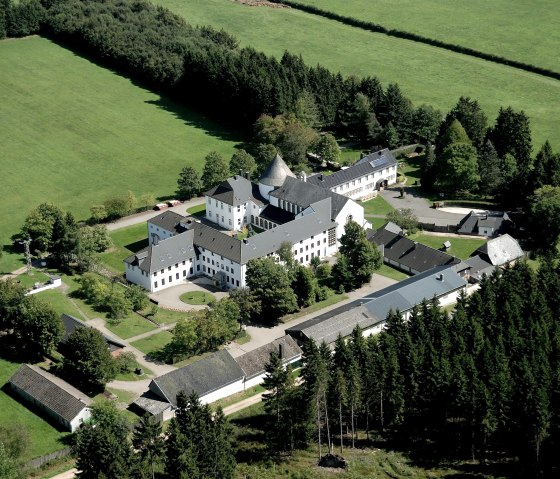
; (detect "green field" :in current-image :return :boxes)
[409,233,486,260]
[98,223,148,273]
[0,36,241,273]
[156,0,559,149]
[297,0,560,74]
[130,330,173,356]
[0,358,70,461]
[180,290,215,305]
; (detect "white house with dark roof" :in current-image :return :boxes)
[306,149,398,201]
[9,364,92,432]
[125,154,370,292]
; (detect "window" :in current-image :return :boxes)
[328,227,336,246]
[153,272,156,277]
[175,263,178,268]
[182,261,185,265]
[324,238,327,243]
[306,255,309,261]
[169,276,172,282]
[203,266,206,272]
[212,260,215,265]
[236,280,239,287]
[197,265,200,271]
[215,200,218,206]
[183,270,186,277]
[154,281,158,288]
[176,273,179,280]
[221,203,223,210]
[300,248,303,253]
[162,278,165,285]
[229,219,232,225]
[228,206,231,212]
[346,214,353,223]
[209,211,212,217]
[305,245,309,251]
[221,216,224,222]
[160,269,164,274]
[168,266,171,271]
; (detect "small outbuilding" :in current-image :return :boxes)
[9,364,92,432]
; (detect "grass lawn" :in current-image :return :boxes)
[149,307,190,325]
[0,36,241,274]
[369,217,388,231]
[0,358,71,462]
[36,288,86,321]
[376,263,410,281]
[130,330,173,356]
[186,204,206,216]
[98,223,148,273]
[295,0,560,74]
[409,233,486,260]
[157,0,560,150]
[212,384,265,410]
[281,292,349,323]
[113,359,154,381]
[399,154,424,185]
[179,290,215,305]
[361,195,394,216]
[12,270,50,289]
[339,147,363,165]
[104,313,157,340]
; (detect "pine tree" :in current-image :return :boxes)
[132,415,164,479]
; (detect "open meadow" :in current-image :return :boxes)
[0,36,240,273]
[156,0,560,149]
[295,0,560,74]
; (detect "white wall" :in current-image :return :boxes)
[69,407,92,432]
[126,259,194,292]
[201,379,245,405]
[334,199,366,238]
[206,197,236,230]
[329,165,397,201]
[291,229,337,265]
[148,222,176,246]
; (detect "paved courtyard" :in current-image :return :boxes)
[149,277,227,311]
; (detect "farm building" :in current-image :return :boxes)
[458,210,513,237]
[286,265,467,346]
[466,234,525,282]
[9,364,91,432]
[235,335,302,390]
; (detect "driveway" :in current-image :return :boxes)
[380,186,465,226]
[150,277,228,311]
[226,272,397,358]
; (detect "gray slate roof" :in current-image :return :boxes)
[235,335,302,379]
[368,224,459,273]
[205,176,265,207]
[9,364,91,422]
[476,234,524,266]
[457,211,512,236]
[306,149,396,189]
[148,211,186,234]
[150,350,244,406]
[287,265,467,345]
[182,201,336,264]
[259,154,296,187]
[269,176,351,220]
[465,255,495,281]
[259,204,295,225]
[133,392,172,415]
[60,314,126,352]
[124,229,196,273]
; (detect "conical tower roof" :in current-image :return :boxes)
[259,154,295,187]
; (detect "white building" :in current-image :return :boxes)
[125,154,370,292]
[9,364,92,432]
[306,149,398,201]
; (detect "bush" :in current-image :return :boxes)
[315,286,330,302]
[115,352,136,374]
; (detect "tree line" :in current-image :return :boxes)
[261,261,560,476]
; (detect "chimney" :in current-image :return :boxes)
[243,238,248,244]
[278,343,283,359]
[245,171,250,180]
[319,174,323,181]
[300,171,307,182]
[238,168,243,176]
[360,152,365,159]
[438,273,444,281]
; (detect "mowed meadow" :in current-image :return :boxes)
[0,36,240,272]
[296,0,560,74]
[157,0,560,148]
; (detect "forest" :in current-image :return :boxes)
[263,261,560,476]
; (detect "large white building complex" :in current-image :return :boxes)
[125,153,388,292]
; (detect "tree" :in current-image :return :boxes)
[201,151,229,191]
[105,287,133,321]
[488,106,533,175]
[139,193,156,211]
[386,208,420,234]
[311,133,341,164]
[132,414,164,479]
[103,196,129,220]
[292,265,317,308]
[50,211,79,265]
[20,202,64,255]
[436,118,471,157]
[529,185,560,251]
[0,278,26,332]
[245,257,297,324]
[63,327,116,393]
[229,149,257,177]
[436,143,480,194]
[378,122,399,149]
[177,166,201,200]
[15,296,64,356]
[228,287,260,325]
[478,140,503,196]
[262,352,294,454]
[294,90,322,129]
[124,284,149,311]
[380,83,414,143]
[73,401,132,479]
[277,121,318,166]
[336,220,382,290]
[0,443,18,479]
[6,0,44,37]
[253,143,277,174]
[412,104,442,144]
[345,92,381,143]
[332,253,354,293]
[421,142,437,190]
[90,204,107,223]
[126,191,137,214]
[443,97,488,150]
[532,141,560,191]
